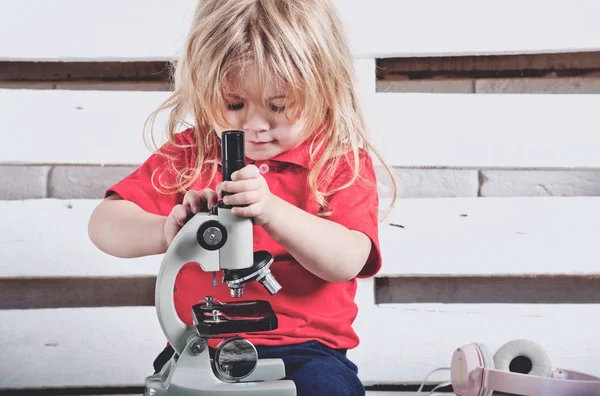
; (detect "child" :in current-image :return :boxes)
[88,0,397,394]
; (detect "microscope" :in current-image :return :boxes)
[144,130,297,396]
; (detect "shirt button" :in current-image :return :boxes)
[259,163,270,174]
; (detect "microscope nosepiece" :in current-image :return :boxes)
[222,252,281,298]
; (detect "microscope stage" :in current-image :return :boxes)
[192,299,278,336]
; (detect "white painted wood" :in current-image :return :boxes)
[366,393,427,395]
[4,0,598,392]
[353,57,383,161]
[0,199,159,277]
[350,279,600,386]
[3,198,600,386]
[336,0,600,58]
[0,0,194,62]
[68,394,427,396]
[4,89,600,169]
[0,89,169,166]
[353,302,600,385]
[368,394,437,396]
[4,196,600,279]
[354,58,377,132]
[354,58,376,96]
[59,393,439,395]
[378,196,600,277]
[368,92,600,169]
[364,393,424,396]
[0,307,166,388]
[3,0,600,61]
[2,280,599,389]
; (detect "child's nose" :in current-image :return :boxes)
[242,106,270,133]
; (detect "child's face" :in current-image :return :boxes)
[213,64,307,161]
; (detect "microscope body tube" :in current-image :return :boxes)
[218,208,253,271]
[219,130,254,271]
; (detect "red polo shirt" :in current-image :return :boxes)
[105,128,381,350]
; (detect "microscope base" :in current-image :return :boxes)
[144,336,296,396]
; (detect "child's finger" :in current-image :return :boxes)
[170,204,189,226]
[182,190,201,213]
[223,190,259,206]
[221,179,261,194]
[183,189,217,212]
[231,201,262,218]
[164,204,192,245]
[231,164,260,180]
[198,188,218,210]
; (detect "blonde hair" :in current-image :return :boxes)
[144,0,397,217]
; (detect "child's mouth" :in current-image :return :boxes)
[250,141,272,145]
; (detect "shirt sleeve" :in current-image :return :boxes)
[105,132,193,216]
[324,149,382,278]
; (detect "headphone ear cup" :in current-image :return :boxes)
[474,343,495,396]
[493,339,552,377]
[452,343,495,396]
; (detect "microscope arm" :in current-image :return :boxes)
[155,212,221,356]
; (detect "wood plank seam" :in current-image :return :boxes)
[4,51,600,86]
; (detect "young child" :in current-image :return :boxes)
[88,0,397,394]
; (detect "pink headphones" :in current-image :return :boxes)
[451,339,600,396]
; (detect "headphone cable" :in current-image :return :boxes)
[416,366,451,394]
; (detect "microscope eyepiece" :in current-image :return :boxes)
[221,130,245,184]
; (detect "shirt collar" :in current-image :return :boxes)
[268,138,315,169]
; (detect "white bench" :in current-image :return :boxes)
[2,0,600,394]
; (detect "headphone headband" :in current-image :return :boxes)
[471,367,600,396]
[552,368,600,382]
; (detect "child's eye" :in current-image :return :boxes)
[269,104,285,113]
[227,102,244,111]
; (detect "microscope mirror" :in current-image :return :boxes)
[214,336,258,382]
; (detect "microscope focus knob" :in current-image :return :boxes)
[196,219,227,251]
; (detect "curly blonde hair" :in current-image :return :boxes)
[144,0,397,217]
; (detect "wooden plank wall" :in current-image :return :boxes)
[3,0,600,394]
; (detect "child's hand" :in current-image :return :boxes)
[164,189,218,246]
[219,164,277,226]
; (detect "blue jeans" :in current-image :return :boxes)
[256,341,365,396]
[153,341,365,396]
